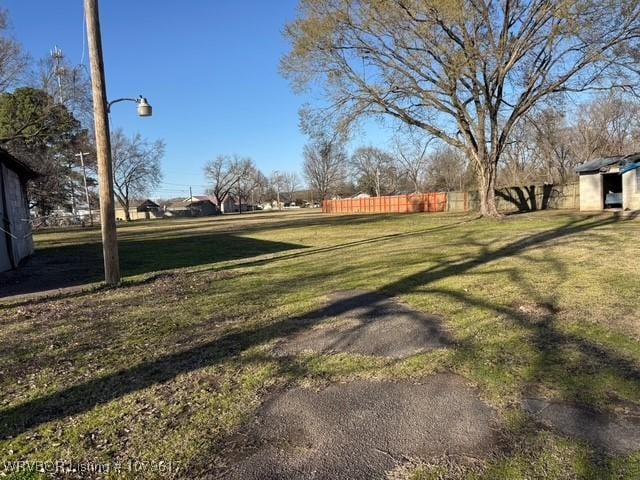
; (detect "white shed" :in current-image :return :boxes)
[0,149,37,272]
[576,153,640,212]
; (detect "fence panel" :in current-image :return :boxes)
[323,192,452,214]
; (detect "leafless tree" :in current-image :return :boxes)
[302,136,347,200]
[571,94,640,162]
[499,121,545,187]
[32,49,93,127]
[283,0,640,216]
[394,132,432,193]
[269,171,286,207]
[0,9,28,93]
[426,146,472,192]
[251,170,271,204]
[204,154,252,211]
[110,129,164,221]
[350,146,398,196]
[282,172,300,203]
[232,160,263,213]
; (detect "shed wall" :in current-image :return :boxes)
[0,163,33,271]
[579,174,603,211]
[0,171,9,272]
[622,170,640,210]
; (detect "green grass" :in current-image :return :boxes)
[1,209,639,478]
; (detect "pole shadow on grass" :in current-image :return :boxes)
[1,213,632,446]
[0,234,305,298]
[0,216,475,306]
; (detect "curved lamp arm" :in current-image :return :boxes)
[107,95,152,116]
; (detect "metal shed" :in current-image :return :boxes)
[0,148,37,272]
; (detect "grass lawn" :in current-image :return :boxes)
[1,210,639,478]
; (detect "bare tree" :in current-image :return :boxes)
[232,159,263,213]
[499,120,545,187]
[282,172,300,203]
[251,170,271,204]
[426,146,472,192]
[529,109,574,184]
[32,49,93,127]
[350,146,398,196]
[283,0,640,216]
[394,132,432,193]
[302,136,347,200]
[204,154,252,212]
[0,9,28,93]
[110,129,164,221]
[571,94,640,162]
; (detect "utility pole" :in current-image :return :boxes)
[85,0,120,285]
[75,152,94,226]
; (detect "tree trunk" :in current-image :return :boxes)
[123,202,131,222]
[478,164,501,217]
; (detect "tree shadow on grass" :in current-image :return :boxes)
[0,213,630,444]
[0,216,476,306]
[0,234,305,298]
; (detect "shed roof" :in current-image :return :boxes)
[0,148,38,180]
[575,153,640,173]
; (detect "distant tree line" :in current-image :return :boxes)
[203,155,302,211]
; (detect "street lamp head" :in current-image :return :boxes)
[136,96,152,117]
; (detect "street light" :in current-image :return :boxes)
[107,95,153,116]
[85,0,153,286]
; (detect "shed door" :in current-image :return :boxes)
[0,165,11,271]
[3,167,33,266]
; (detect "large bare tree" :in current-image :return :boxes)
[204,154,252,211]
[350,146,399,196]
[283,0,640,216]
[110,129,164,221]
[302,136,347,200]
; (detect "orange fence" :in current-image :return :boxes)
[323,192,453,214]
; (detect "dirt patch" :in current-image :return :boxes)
[220,374,497,480]
[523,398,640,455]
[278,290,451,359]
[515,302,557,322]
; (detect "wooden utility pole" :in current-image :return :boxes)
[84,0,120,285]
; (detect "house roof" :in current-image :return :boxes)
[135,199,161,212]
[0,147,38,180]
[166,196,217,210]
[621,162,640,174]
[575,153,640,173]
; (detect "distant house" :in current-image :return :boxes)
[0,148,38,272]
[352,192,371,199]
[115,199,164,221]
[165,195,218,217]
[576,153,640,211]
[259,200,285,210]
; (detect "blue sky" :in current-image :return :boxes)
[4,0,338,198]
